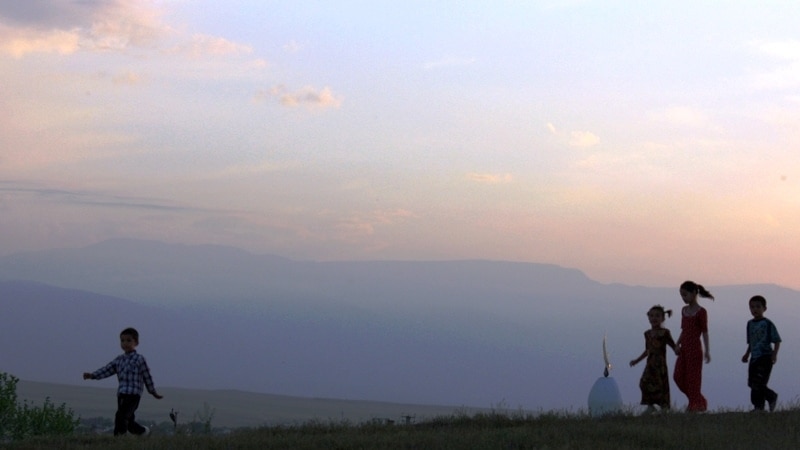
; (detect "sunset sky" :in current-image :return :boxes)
[1,1,799,289]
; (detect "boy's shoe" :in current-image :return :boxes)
[141,426,151,437]
[769,395,778,412]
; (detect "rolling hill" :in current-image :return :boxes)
[2,239,799,414]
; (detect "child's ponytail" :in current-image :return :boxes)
[696,284,714,300]
[649,304,672,318]
[680,280,715,301]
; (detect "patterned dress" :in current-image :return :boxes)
[673,307,708,411]
[639,328,676,407]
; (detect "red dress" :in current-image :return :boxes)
[673,307,708,411]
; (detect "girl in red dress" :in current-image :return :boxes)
[673,280,713,412]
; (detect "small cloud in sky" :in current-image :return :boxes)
[568,131,600,148]
[754,39,800,60]
[423,56,477,70]
[0,1,254,59]
[337,209,416,242]
[252,89,269,103]
[0,26,80,57]
[749,39,800,90]
[111,71,144,86]
[166,33,252,58]
[466,173,514,184]
[283,40,303,53]
[87,1,172,51]
[546,122,600,148]
[750,65,800,90]
[659,106,708,127]
[247,58,268,69]
[761,213,782,228]
[264,85,343,110]
[206,160,292,179]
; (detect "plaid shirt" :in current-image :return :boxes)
[90,350,158,396]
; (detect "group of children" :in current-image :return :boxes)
[630,280,782,413]
[83,280,782,437]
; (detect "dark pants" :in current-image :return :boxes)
[114,394,146,435]
[748,355,777,409]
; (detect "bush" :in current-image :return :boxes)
[0,372,79,441]
[0,372,17,436]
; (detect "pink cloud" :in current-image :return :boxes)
[267,85,343,110]
[87,0,172,51]
[338,209,416,238]
[167,33,252,58]
[0,1,254,59]
[568,130,600,148]
[0,25,80,57]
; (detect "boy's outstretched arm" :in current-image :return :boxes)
[140,357,163,399]
[85,360,118,380]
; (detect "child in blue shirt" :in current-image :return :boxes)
[84,327,163,435]
[741,295,781,412]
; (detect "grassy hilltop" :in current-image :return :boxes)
[5,408,800,450]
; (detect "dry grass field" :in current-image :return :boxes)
[5,407,800,449]
[11,380,800,449]
[15,380,487,429]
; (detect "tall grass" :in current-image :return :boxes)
[5,407,800,449]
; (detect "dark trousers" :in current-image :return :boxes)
[748,355,777,409]
[114,394,146,435]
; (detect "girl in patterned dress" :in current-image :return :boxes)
[630,305,677,412]
[673,280,713,412]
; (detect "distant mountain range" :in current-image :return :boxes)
[2,239,799,413]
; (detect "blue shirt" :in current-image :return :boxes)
[90,350,158,396]
[746,317,781,359]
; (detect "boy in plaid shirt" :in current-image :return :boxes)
[84,327,163,435]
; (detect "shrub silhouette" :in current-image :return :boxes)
[0,372,79,441]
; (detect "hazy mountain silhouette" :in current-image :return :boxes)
[2,239,799,412]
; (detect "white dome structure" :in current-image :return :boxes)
[588,335,623,417]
